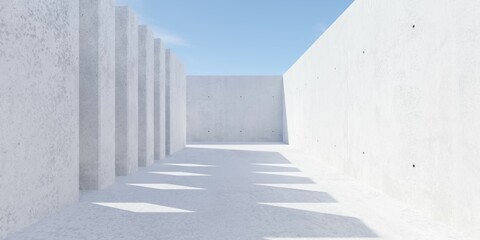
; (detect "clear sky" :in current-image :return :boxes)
[116,0,354,75]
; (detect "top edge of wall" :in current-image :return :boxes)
[187,75,283,78]
[283,0,359,75]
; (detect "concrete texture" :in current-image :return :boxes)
[138,25,154,167]
[283,0,480,238]
[115,7,138,176]
[0,0,79,238]
[187,76,284,143]
[4,145,468,240]
[79,0,116,190]
[166,50,187,155]
[154,39,167,160]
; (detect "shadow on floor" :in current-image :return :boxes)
[6,147,378,240]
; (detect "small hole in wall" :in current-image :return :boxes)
[363,51,365,54]
[240,96,243,98]
[362,152,365,155]
[413,164,416,168]
[412,24,415,28]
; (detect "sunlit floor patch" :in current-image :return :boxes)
[149,171,211,176]
[264,238,374,240]
[256,184,323,192]
[92,202,194,213]
[127,183,205,190]
[252,163,294,167]
[258,202,346,215]
[253,172,306,177]
[163,163,215,167]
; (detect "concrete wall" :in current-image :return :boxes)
[115,6,138,176]
[0,0,79,238]
[166,50,186,155]
[137,25,154,167]
[187,76,284,143]
[154,39,167,160]
[79,0,116,190]
[283,0,480,237]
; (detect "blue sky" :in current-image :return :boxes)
[116,0,353,75]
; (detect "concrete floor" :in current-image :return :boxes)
[6,145,469,240]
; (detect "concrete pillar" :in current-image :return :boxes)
[79,0,116,190]
[166,50,187,155]
[138,26,154,167]
[154,39,167,160]
[115,7,138,176]
[165,49,173,155]
[178,58,187,152]
[0,1,79,238]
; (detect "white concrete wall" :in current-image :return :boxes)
[283,0,480,238]
[187,76,284,143]
[79,0,116,190]
[0,0,79,238]
[137,25,154,167]
[166,50,186,155]
[154,39,167,160]
[115,6,138,176]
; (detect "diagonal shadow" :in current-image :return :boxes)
[6,147,378,240]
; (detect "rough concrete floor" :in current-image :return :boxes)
[6,145,469,240]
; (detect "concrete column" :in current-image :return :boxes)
[166,50,187,155]
[165,49,173,155]
[0,1,79,238]
[115,7,138,176]
[79,0,116,190]
[154,39,167,160]
[138,25,154,167]
[178,59,187,152]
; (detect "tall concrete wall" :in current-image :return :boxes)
[115,6,138,176]
[187,76,284,143]
[283,0,480,238]
[166,50,187,155]
[79,0,116,190]
[137,25,154,167]
[0,1,79,238]
[154,39,167,160]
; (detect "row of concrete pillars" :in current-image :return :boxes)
[79,0,186,190]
